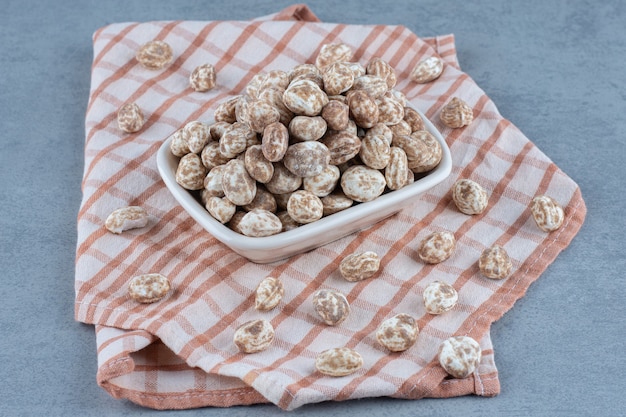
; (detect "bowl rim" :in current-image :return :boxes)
[156,105,452,254]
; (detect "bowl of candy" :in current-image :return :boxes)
[157,51,452,263]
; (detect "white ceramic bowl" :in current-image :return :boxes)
[157,108,452,263]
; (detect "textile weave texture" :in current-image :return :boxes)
[74,4,585,410]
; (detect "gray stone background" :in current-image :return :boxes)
[0,0,624,416]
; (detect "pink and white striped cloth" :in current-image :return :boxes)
[74,4,586,410]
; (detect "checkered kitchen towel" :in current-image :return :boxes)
[74,4,586,410]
